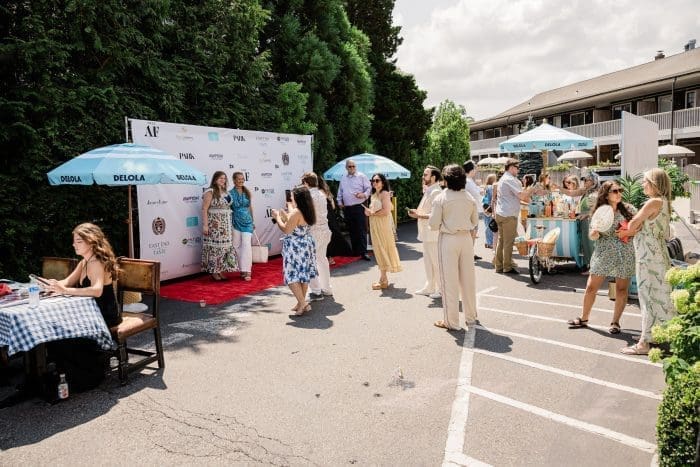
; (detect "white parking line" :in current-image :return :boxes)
[479,306,641,336]
[468,385,657,453]
[475,325,662,367]
[443,286,496,467]
[471,348,661,400]
[480,294,642,318]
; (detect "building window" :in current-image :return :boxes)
[686,90,697,109]
[478,131,483,140]
[553,116,562,127]
[658,95,673,113]
[570,112,585,127]
[612,103,632,119]
[494,128,501,138]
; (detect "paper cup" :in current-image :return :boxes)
[199,300,206,308]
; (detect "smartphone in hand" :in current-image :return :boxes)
[29,274,51,288]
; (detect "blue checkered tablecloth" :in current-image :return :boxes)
[0,296,114,356]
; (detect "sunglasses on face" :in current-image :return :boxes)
[609,188,624,194]
[347,165,355,168]
[371,179,382,183]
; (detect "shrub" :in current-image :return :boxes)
[656,365,700,466]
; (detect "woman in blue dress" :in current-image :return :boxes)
[231,171,254,281]
[272,186,318,316]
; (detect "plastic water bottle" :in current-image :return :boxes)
[28,284,40,308]
[57,373,69,400]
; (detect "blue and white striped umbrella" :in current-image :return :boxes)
[323,153,411,181]
[47,143,206,186]
[499,123,594,153]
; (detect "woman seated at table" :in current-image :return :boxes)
[46,223,120,327]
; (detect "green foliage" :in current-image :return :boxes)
[655,366,700,466]
[652,263,700,464]
[548,162,573,172]
[616,174,647,209]
[425,100,471,169]
[658,158,690,199]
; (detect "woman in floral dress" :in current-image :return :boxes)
[567,181,636,333]
[272,186,318,316]
[202,171,238,280]
[617,168,675,355]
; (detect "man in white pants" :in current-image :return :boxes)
[408,166,443,298]
[302,172,333,301]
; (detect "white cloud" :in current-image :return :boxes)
[395,0,700,120]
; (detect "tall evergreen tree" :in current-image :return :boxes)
[262,0,373,173]
[425,100,472,169]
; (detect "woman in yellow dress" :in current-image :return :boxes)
[364,173,402,289]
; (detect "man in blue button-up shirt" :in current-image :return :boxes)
[337,159,372,260]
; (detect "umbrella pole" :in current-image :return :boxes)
[128,184,134,258]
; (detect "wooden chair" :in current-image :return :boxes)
[41,257,79,280]
[111,258,164,384]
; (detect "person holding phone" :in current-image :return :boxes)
[272,186,318,316]
[231,171,254,281]
[46,223,121,327]
[302,172,333,301]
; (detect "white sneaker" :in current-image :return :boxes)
[321,289,334,297]
[429,292,442,299]
[413,288,433,296]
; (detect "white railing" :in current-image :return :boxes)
[472,107,700,152]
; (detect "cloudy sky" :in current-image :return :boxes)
[393,0,699,121]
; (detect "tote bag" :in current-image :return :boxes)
[251,231,269,263]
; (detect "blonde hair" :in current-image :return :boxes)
[485,173,497,186]
[72,223,118,279]
[644,168,672,213]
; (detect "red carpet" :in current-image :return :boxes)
[160,255,361,305]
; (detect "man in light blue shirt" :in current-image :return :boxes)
[337,159,372,260]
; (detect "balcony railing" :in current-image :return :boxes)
[471,107,700,153]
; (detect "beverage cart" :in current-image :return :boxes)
[525,217,588,284]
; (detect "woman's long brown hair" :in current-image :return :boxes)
[591,181,634,221]
[73,223,119,279]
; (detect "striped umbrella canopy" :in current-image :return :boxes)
[499,123,594,153]
[47,143,205,257]
[323,153,411,181]
[47,143,206,186]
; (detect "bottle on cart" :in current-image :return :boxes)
[544,201,552,217]
[57,373,69,400]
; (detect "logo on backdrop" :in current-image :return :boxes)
[260,153,272,164]
[264,207,274,218]
[281,152,290,166]
[260,172,273,179]
[277,135,290,143]
[181,262,201,269]
[232,134,246,142]
[179,152,195,160]
[146,199,168,206]
[152,217,166,235]
[209,153,223,161]
[281,171,293,182]
[175,126,194,141]
[254,187,275,199]
[297,139,306,145]
[296,153,310,163]
[182,196,199,204]
[208,132,219,142]
[114,174,145,182]
[144,125,159,138]
[185,216,199,227]
[148,240,169,256]
[181,236,202,247]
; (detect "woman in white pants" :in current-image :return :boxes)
[231,171,254,280]
[302,172,332,299]
[428,164,479,330]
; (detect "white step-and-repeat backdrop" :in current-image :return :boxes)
[130,118,313,280]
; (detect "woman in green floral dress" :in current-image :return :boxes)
[567,181,636,334]
[617,168,675,355]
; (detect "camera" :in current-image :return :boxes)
[271,218,277,224]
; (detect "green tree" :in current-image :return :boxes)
[0,0,271,279]
[425,100,472,169]
[262,0,373,173]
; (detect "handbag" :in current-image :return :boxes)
[251,231,269,263]
[488,218,498,233]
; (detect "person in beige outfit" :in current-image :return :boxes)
[429,164,479,330]
[408,166,443,298]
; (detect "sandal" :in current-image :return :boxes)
[567,317,588,328]
[620,343,649,355]
[609,322,621,334]
[434,320,460,331]
[289,304,311,317]
[372,280,389,290]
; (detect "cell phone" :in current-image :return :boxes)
[405,207,411,212]
[29,274,51,286]
[285,189,292,203]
